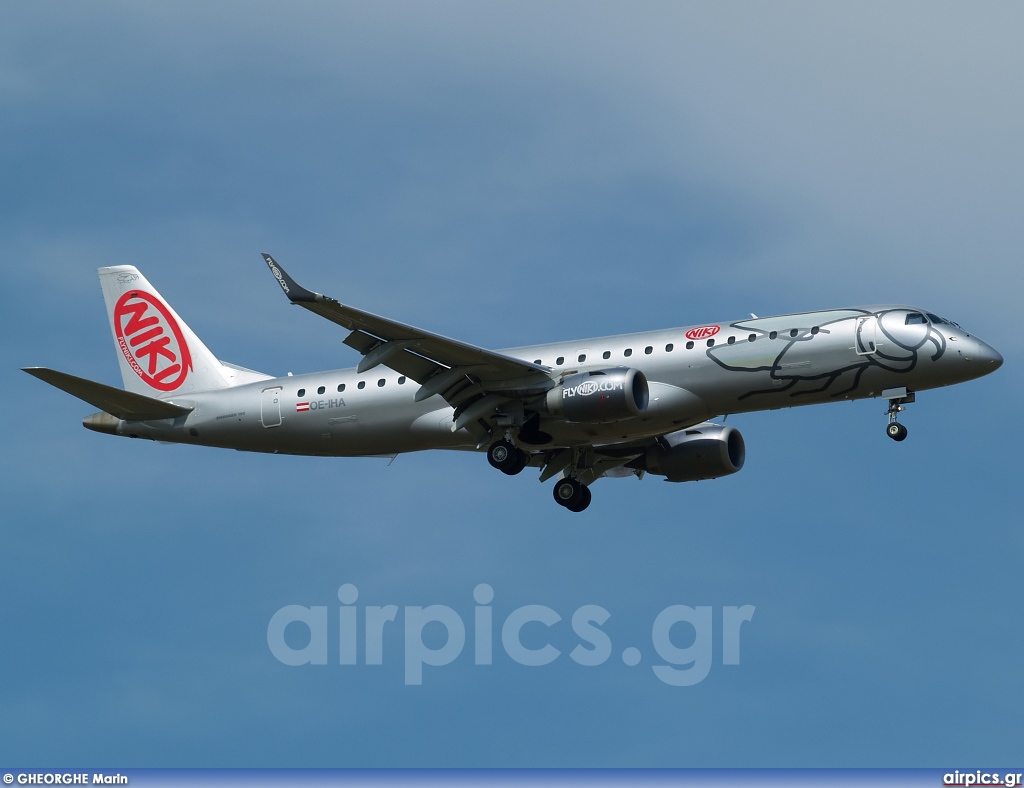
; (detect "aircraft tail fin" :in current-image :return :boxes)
[98,266,233,396]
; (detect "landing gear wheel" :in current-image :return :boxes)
[565,485,592,513]
[487,439,512,469]
[886,422,908,442]
[505,448,529,475]
[553,478,590,511]
[487,439,528,475]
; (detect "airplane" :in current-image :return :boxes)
[23,255,1003,512]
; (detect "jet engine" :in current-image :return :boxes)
[546,368,649,423]
[642,423,745,482]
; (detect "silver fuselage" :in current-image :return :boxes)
[104,306,1002,456]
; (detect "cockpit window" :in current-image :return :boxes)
[927,312,963,329]
[905,313,927,325]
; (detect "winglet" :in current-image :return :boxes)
[262,253,320,303]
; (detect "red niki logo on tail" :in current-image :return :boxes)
[113,291,193,392]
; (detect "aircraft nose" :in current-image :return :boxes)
[973,338,1003,370]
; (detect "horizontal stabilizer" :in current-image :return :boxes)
[22,367,193,421]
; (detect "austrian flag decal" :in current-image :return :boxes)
[113,291,193,392]
[296,402,310,412]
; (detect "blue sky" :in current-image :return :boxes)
[2,1,1022,767]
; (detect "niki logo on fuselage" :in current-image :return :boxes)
[113,290,192,392]
[685,325,721,341]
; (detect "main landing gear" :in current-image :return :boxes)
[487,438,528,475]
[553,477,592,512]
[884,390,915,442]
[487,436,593,512]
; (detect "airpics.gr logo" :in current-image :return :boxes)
[267,584,756,687]
[685,325,721,341]
[113,291,193,392]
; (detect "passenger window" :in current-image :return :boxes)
[727,336,735,345]
[748,334,756,342]
[644,346,653,355]
[665,343,673,352]
[811,326,819,334]
[556,356,564,365]
[707,338,715,347]
[602,350,611,359]
[685,341,694,350]
[358,381,366,390]
[624,348,632,357]
[905,313,927,325]
[790,329,798,337]
[337,384,345,392]
[378,379,385,387]
[770,331,778,340]
[578,354,586,363]
[317,386,325,395]
[398,376,406,384]
[297,388,305,397]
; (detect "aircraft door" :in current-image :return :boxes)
[855,316,878,355]
[261,386,283,428]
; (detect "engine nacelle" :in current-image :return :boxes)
[546,368,649,423]
[643,424,745,482]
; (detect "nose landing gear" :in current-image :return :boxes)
[883,388,915,442]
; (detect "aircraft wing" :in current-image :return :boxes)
[262,255,553,428]
[23,367,193,421]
